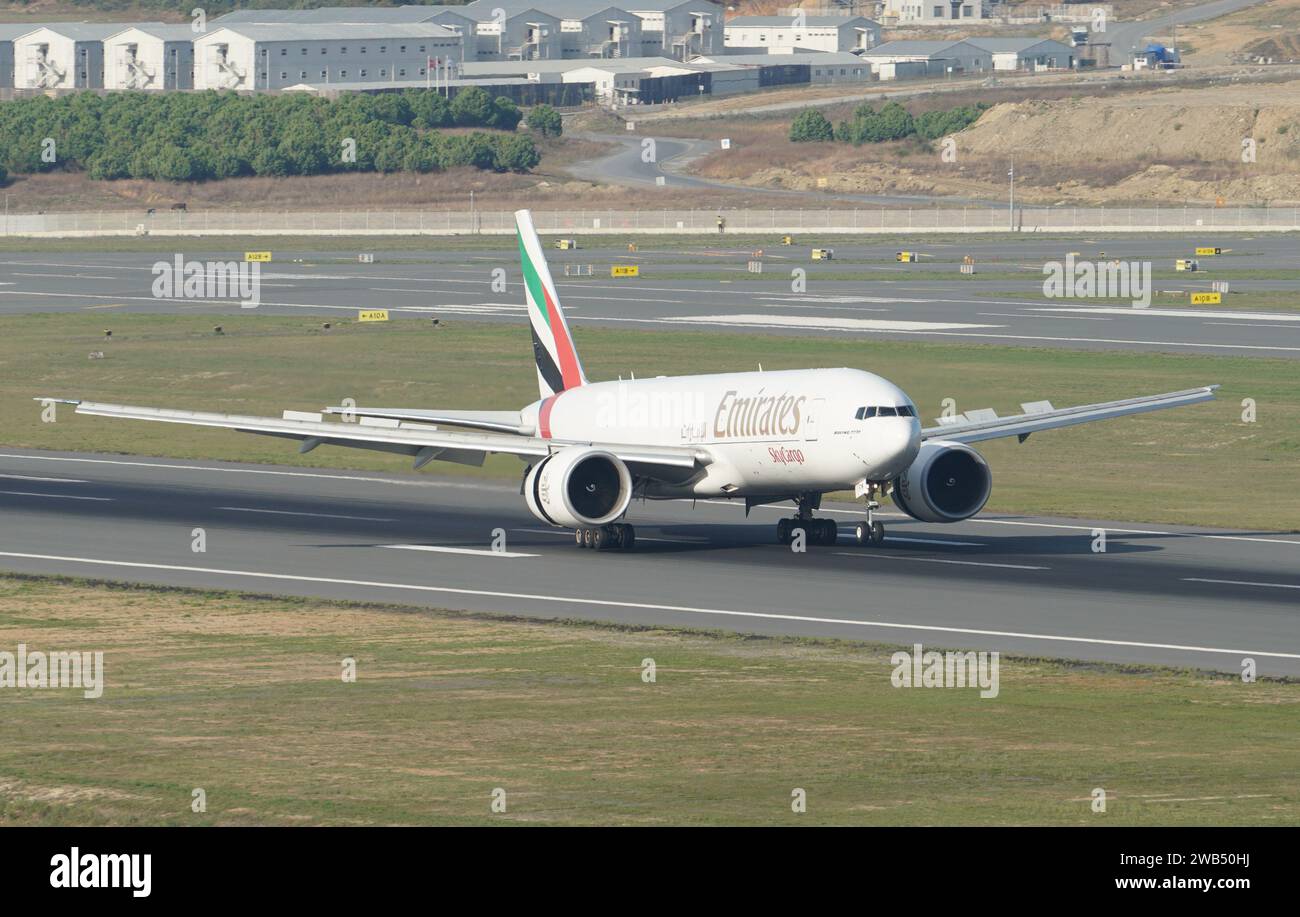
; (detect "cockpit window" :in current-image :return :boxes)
[855,405,914,419]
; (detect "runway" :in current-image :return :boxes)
[1,448,1296,676]
[2,234,1297,356]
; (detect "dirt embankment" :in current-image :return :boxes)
[709,80,1300,206]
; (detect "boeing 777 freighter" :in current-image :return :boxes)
[42,210,1217,552]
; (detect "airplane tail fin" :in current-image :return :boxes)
[515,209,587,399]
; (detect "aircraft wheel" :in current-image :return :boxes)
[870,521,885,546]
[582,527,595,549]
[855,521,869,546]
[618,524,636,552]
[575,529,585,547]
[777,519,792,544]
[821,519,838,545]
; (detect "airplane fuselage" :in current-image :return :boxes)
[521,367,922,498]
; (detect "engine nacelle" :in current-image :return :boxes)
[524,448,633,528]
[892,441,991,523]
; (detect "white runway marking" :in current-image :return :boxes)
[1,550,1295,661]
[5,454,1296,550]
[978,312,1113,322]
[574,314,1300,352]
[0,474,88,483]
[0,490,111,501]
[1031,306,1300,322]
[839,535,980,547]
[217,506,395,522]
[664,314,1001,332]
[712,499,1300,543]
[512,527,701,545]
[0,454,503,491]
[963,517,1300,548]
[1184,577,1300,591]
[836,552,1046,571]
[1205,322,1300,330]
[381,544,538,558]
[12,272,116,280]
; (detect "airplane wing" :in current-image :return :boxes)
[321,406,530,435]
[921,386,1218,445]
[44,400,705,479]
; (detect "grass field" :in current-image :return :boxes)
[1,575,1295,826]
[3,313,1296,531]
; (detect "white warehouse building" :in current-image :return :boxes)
[882,0,985,24]
[623,0,717,59]
[860,40,992,77]
[12,23,118,90]
[103,24,195,90]
[1,24,51,88]
[194,23,464,91]
[723,15,881,54]
[966,37,1075,71]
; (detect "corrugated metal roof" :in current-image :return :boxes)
[859,40,963,55]
[964,37,1073,53]
[464,0,639,16]
[0,24,48,40]
[699,51,868,66]
[105,24,198,42]
[16,23,122,41]
[725,16,875,28]
[206,23,460,42]
[214,6,470,25]
[462,55,684,76]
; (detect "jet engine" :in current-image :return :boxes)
[524,448,633,528]
[891,441,991,524]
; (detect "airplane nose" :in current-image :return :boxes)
[871,419,920,478]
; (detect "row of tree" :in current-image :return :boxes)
[789,102,990,145]
[0,88,548,183]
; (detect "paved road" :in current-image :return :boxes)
[0,448,1295,675]
[1108,0,1272,57]
[2,235,1298,357]
[568,130,982,206]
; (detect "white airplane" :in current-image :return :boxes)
[44,210,1217,552]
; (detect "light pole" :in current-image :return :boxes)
[1008,159,1015,232]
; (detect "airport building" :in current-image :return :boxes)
[0,24,45,88]
[103,24,196,90]
[965,37,1075,71]
[696,50,871,85]
[193,23,464,91]
[859,39,993,78]
[880,0,986,24]
[723,15,881,54]
[12,23,118,90]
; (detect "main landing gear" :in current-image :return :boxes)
[574,523,636,552]
[776,494,838,546]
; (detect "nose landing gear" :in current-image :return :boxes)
[852,479,890,547]
[854,500,886,546]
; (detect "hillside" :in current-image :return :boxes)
[685,79,1300,206]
